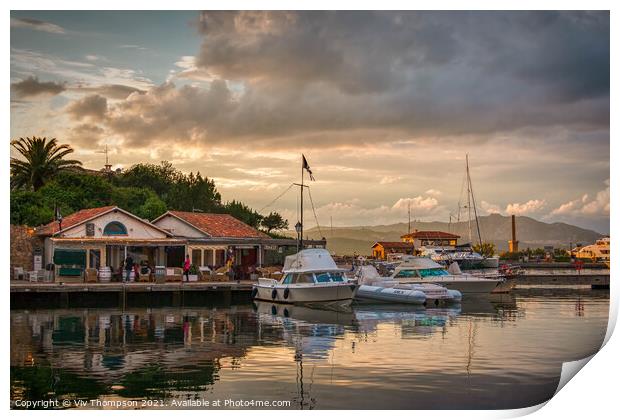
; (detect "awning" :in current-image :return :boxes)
[51,238,186,247]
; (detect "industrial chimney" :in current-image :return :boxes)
[508,214,519,252]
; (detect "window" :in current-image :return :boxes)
[103,221,127,236]
[282,274,293,284]
[331,273,345,282]
[88,249,101,269]
[294,274,315,284]
[418,268,450,278]
[315,272,331,283]
[192,249,202,266]
[394,269,418,278]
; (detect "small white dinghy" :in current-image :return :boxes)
[355,265,462,305]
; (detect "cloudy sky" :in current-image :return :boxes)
[10,11,610,233]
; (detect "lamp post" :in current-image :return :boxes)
[295,221,303,252]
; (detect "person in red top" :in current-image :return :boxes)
[183,255,191,282]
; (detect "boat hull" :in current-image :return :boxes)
[253,282,358,304]
[355,285,427,304]
[415,278,503,294]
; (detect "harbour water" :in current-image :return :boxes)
[11,288,609,410]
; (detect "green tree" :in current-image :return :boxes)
[111,186,167,220]
[472,242,497,258]
[39,171,113,211]
[117,162,221,212]
[10,137,82,191]
[223,200,264,228]
[261,211,288,233]
[10,190,52,226]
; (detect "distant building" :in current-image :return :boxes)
[574,237,610,262]
[400,230,460,247]
[371,241,415,260]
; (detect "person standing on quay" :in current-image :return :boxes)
[183,254,191,282]
[124,256,134,283]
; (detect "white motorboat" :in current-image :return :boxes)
[418,246,499,269]
[252,249,358,305]
[388,256,504,294]
[355,265,462,305]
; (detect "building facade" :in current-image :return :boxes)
[371,241,415,260]
[400,230,460,247]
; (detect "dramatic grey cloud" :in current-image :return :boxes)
[11,76,66,98]
[98,11,608,148]
[66,94,108,121]
[10,11,610,232]
[11,17,65,34]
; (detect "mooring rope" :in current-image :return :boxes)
[258,183,295,213]
[306,187,323,238]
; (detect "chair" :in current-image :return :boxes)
[13,267,25,281]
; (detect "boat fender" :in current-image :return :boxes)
[251,287,258,298]
[434,299,440,306]
[283,288,290,299]
[271,305,277,315]
[271,289,278,300]
[283,308,290,318]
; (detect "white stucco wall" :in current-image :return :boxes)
[152,215,206,238]
[60,209,168,239]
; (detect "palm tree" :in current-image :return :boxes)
[10,137,82,191]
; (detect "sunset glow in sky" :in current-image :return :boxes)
[10,11,610,232]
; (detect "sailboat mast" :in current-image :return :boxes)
[466,155,472,245]
[300,156,304,249]
[467,156,483,248]
[408,201,411,233]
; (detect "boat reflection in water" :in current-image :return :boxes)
[252,301,462,409]
[11,288,608,409]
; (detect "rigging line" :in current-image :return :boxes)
[306,187,324,238]
[258,183,295,213]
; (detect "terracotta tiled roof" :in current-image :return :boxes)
[36,205,116,236]
[373,241,415,249]
[167,211,269,239]
[400,230,460,239]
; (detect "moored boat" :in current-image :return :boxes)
[355,265,462,305]
[252,249,358,305]
[388,256,503,294]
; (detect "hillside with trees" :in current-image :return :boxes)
[10,137,288,236]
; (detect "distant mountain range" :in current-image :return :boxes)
[288,214,604,256]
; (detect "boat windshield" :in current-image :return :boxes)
[282,273,315,284]
[418,268,450,277]
[394,269,418,278]
[394,268,450,278]
[315,272,345,283]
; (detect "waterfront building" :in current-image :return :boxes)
[152,210,314,275]
[19,206,326,282]
[371,241,415,260]
[400,230,460,247]
[573,237,610,262]
[35,206,185,281]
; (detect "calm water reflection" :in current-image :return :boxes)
[11,289,609,409]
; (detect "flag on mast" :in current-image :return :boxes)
[302,154,315,181]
